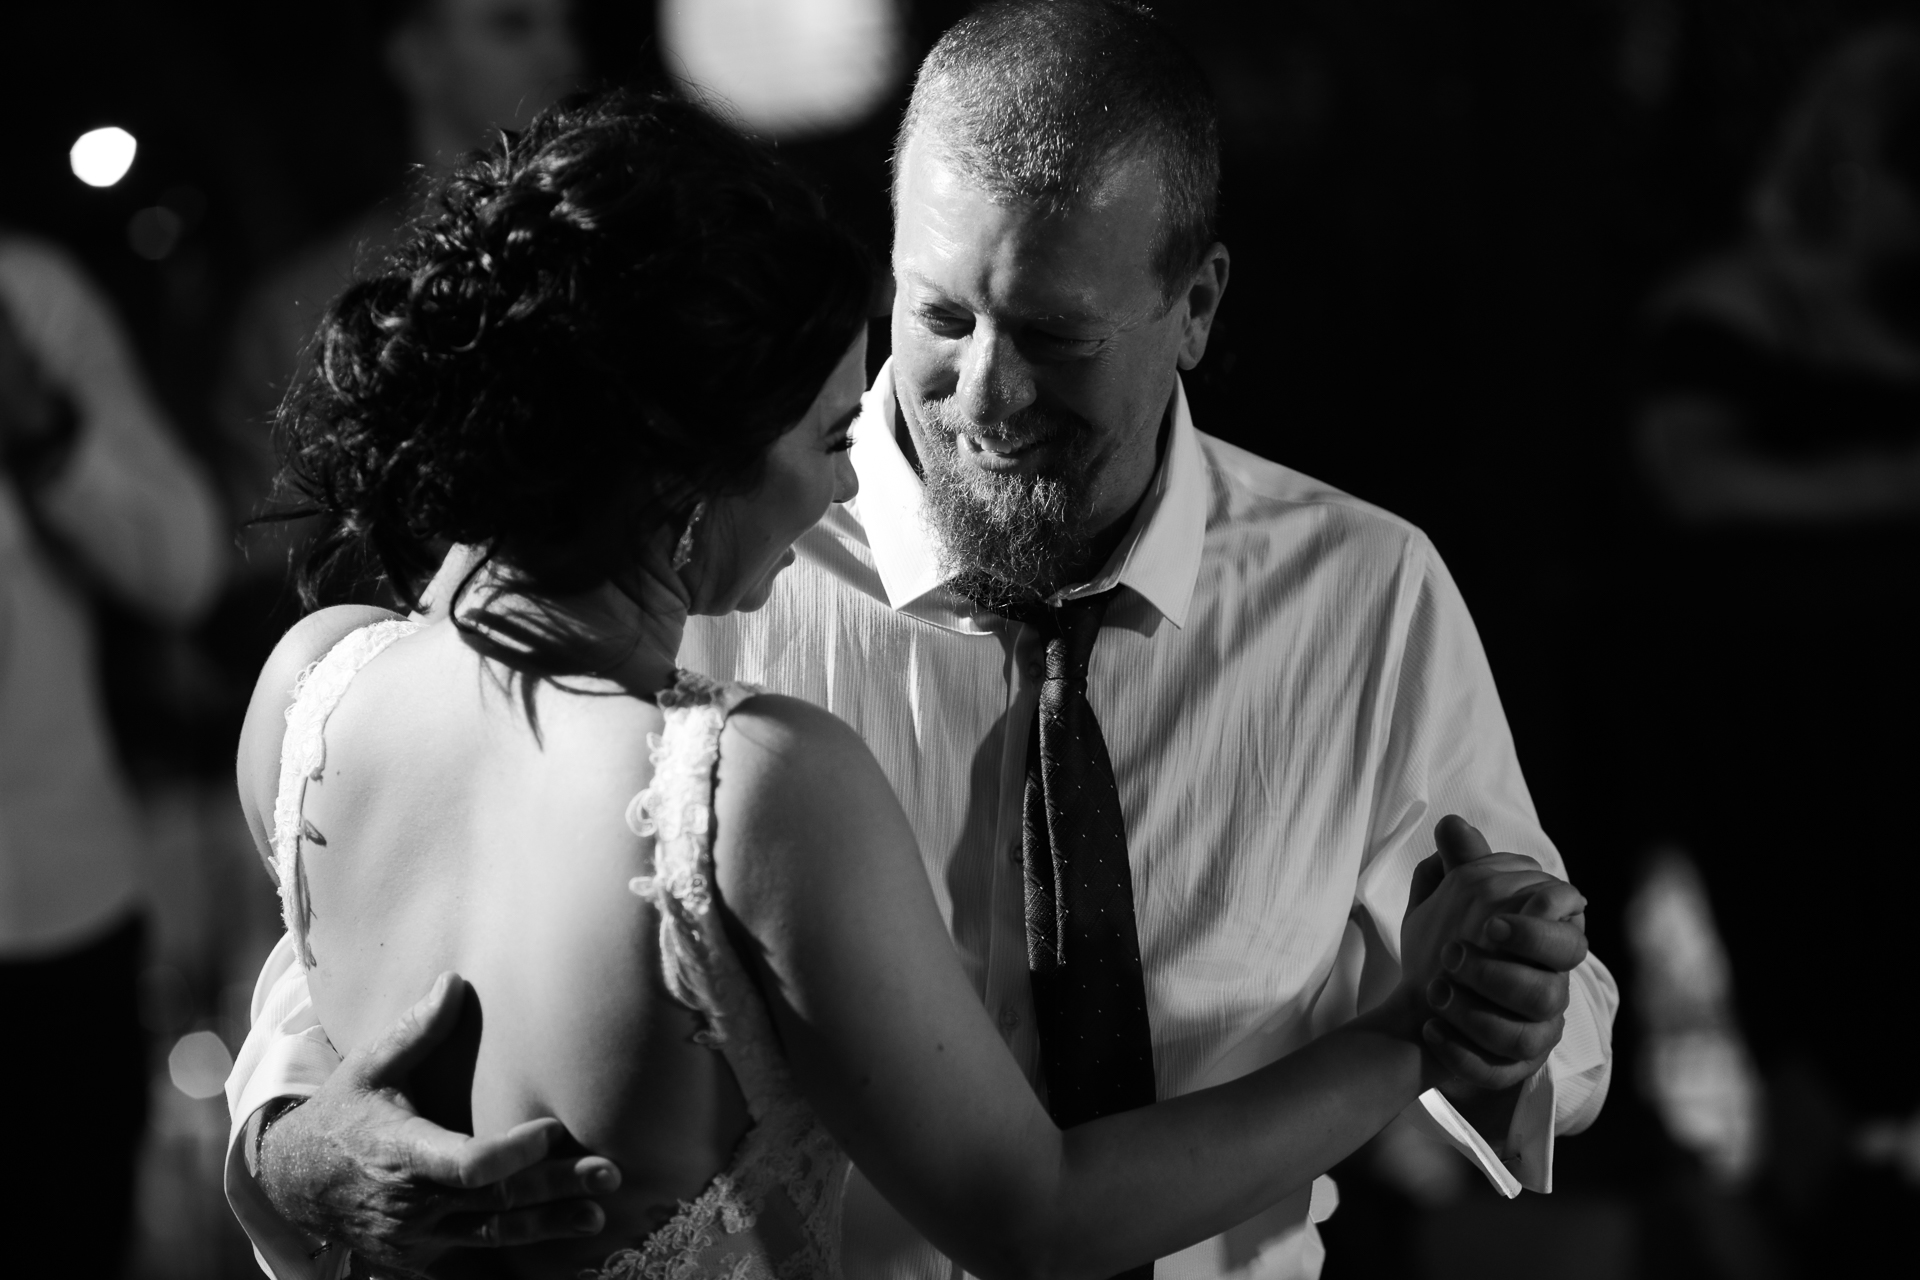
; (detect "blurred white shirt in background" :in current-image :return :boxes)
[0,238,224,956]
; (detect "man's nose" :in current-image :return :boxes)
[956,327,1035,428]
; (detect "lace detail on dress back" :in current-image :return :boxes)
[592,670,848,1280]
[271,618,423,968]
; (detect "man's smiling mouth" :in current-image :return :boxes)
[957,431,1045,470]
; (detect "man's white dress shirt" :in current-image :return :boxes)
[225,361,1617,1280]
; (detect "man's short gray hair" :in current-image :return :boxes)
[893,0,1221,297]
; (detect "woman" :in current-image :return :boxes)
[238,90,1566,1280]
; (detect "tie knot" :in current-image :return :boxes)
[1010,592,1114,686]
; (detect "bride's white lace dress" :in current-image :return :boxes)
[272,621,849,1280]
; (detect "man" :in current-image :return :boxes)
[222,4,1617,1279]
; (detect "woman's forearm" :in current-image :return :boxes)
[975,1009,1427,1280]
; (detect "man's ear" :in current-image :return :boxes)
[1176,243,1230,371]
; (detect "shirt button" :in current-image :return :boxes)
[998,1003,1021,1035]
[1026,659,1044,680]
[1009,839,1024,868]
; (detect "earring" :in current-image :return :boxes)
[671,500,707,571]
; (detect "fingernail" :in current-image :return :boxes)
[1485,917,1512,943]
[574,1204,604,1233]
[1422,1018,1444,1044]
[1442,942,1465,972]
[589,1165,620,1193]
[1427,977,1452,1008]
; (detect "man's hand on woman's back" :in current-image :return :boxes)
[254,972,620,1275]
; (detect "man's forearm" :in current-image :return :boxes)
[249,1093,345,1263]
[245,1097,306,1180]
[224,1100,351,1280]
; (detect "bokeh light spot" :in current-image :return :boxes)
[70,126,138,187]
[167,1030,233,1100]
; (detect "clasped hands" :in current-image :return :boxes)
[1390,814,1590,1094]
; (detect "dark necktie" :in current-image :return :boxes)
[1016,593,1157,1280]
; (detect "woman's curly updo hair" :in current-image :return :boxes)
[280,88,873,614]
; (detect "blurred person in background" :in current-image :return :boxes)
[1630,20,1920,1274]
[215,0,582,586]
[1638,22,1920,523]
[0,235,223,1266]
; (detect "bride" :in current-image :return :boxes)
[238,89,1574,1280]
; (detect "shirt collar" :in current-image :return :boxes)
[845,360,952,614]
[846,360,1209,629]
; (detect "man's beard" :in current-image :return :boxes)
[913,396,1101,613]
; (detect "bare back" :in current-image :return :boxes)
[242,610,749,1275]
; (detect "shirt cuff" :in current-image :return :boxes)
[1548,953,1619,1140]
[1514,951,1620,1186]
[225,935,341,1152]
[1406,1089,1523,1198]
[1504,1060,1556,1192]
[1406,950,1619,1197]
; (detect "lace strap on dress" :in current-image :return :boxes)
[623,670,762,1037]
[271,617,423,967]
[596,671,850,1280]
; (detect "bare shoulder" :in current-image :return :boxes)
[721,692,872,767]
[711,693,914,898]
[235,604,404,872]
[255,605,406,708]
[715,693,891,817]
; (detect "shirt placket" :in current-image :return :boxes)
[983,615,1045,1087]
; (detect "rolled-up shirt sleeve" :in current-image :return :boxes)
[1355,533,1619,1192]
[224,933,347,1280]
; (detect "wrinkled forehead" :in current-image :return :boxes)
[892,128,1169,303]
